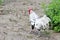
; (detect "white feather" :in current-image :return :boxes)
[29,10,39,25]
[35,15,51,30]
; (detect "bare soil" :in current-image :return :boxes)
[0,0,60,40]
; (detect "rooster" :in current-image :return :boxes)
[28,7,51,35]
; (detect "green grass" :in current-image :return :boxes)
[0,0,3,5]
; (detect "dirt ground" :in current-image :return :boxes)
[0,0,60,40]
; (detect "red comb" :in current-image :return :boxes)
[28,7,32,14]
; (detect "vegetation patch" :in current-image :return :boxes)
[41,0,60,32]
[0,0,3,5]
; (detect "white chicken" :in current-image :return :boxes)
[28,7,51,34]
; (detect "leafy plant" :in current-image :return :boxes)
[0,0,3,5]
[41,0,60,32]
